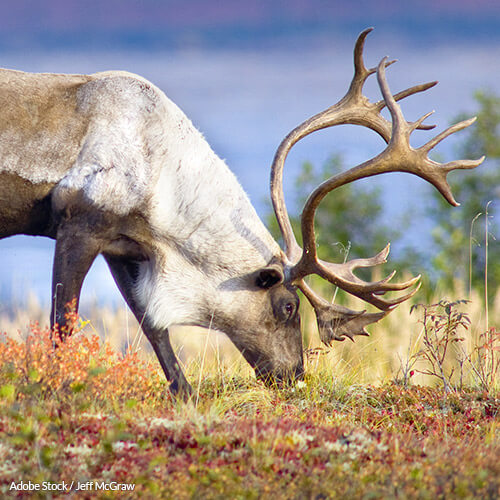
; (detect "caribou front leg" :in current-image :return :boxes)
[146,326,193,399]
[50,221,101,340]
[104,255,193,399]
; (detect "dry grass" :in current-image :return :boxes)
[1,280,498,390]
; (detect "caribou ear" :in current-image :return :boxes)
[256,265,284,289]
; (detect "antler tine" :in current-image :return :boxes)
[319,260,421,295]
[422,117,477,154]
[376,81,438,131]
[352,28,374,78]
[349,28,390,91]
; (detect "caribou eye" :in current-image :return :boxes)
[271,291,300,323]
[256,266,284,289]
[284,302,296,319]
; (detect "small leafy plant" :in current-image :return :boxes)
[398,300,499,394]
[409,300,471,393]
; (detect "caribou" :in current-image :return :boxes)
[0,29,483,396]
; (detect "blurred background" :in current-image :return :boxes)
[0,0,499,320]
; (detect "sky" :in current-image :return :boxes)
[0,0,499,315]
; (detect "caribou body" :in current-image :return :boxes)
[0,29,482,396]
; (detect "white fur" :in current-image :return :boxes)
[134,91,282,329]
[53,74,160,214]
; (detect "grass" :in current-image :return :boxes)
[0,284,498,498]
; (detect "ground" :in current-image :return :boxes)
[0,325,498,499]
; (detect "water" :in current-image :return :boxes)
[1,37,498,309]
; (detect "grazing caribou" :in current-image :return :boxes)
[0,29,482,396]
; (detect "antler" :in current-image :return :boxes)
[270,28,484,344]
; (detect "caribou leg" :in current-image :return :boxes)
[104,254,193,399]
[50,222,101,339]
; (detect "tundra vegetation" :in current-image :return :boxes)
[0,293,498,498]
[0,42,499,498]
